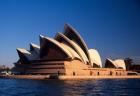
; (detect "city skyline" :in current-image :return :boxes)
[0,0,140,66]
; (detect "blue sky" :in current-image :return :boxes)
[0,0,140,66]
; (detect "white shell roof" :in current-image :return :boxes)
[30,43,40,54]
[88,49,102,67]
[55,32,86,63]
[17,48,38,60]
[55,32,76,51]
[60,43,82,61]
[114,59,126,70]
[40,35,44,38]
[17,48,31,54]
[106,58,126,70]
[64,24,91,64]
[16,24,104,66]
[106,58,118,68]
[30,43,40,49]
[43,36,73,59]
[70,40,89,64]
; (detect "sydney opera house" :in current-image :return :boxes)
[14,24,128,76]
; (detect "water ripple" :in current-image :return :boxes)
[0,79,140,96]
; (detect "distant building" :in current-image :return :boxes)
[124,58,140,73]
[0,65,6,73]
[13,24,128,76]
[0,65,11,75]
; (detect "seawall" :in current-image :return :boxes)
[0,75,140,80]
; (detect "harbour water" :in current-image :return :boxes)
[0,79,140,96]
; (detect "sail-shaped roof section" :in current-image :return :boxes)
[17,48,39,63]
[105,58,117,68]
[40,35,73,60]
[17,48,30,62]
[63,24,91,64]
[114,59,126,70]
[30,43,40,54]
[105,58,126,70]
[70,40,89,64]
[88,49,102,67]
[55,32,76,51]
[39,35,48,58]
[55,32,88,64]
[55,33,82,61]
[60,43,82,61]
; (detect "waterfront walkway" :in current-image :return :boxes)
[1,75,140,80]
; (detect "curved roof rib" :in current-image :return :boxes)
[30,43,40,54]
[105,58,117,68]
[88,49,102,67]
[40,35,73,59]
[55,32,76,51]
[60,43,82,61]
[17,48,38,61]
[40,35,47,58]
[55,32,88,64]
[63,24,91,64]
[71,40,89,64]
[114,59,126,70]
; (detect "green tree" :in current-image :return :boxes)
[124,58,133,70]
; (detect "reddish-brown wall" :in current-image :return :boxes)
[64,60,127,76]
[15,60,127,76]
